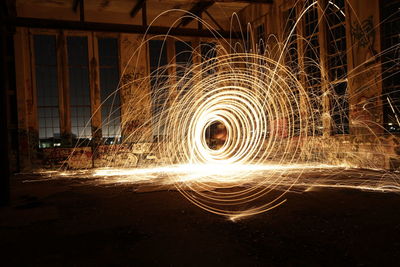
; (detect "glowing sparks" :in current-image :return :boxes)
[93,163,342,181]
[60,3,400,218]
[387,97,400,127]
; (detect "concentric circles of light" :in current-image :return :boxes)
[152,53,314,217]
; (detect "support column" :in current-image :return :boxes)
[346,0,383,136]
[0,0,17,205]
[166,37,176,101]
[119,33,152,143]
[58,30,72,146]
[14,27,32,170]
[89,33,102,166]
[0,28,11,206]
[296,1,310,138]
[317,0,331,137]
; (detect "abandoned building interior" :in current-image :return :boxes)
[0,0,397,171]
[1,0,400,265]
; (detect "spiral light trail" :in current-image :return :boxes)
[61,3,400,219]
[147,52,312,217]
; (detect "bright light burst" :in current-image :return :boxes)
[63,2,400,218]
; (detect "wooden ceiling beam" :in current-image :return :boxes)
[7,17,240,38]
[130,0,146,18]
[178,1,215,27]
[213,0,273,3]
[177,0,272,28]
[72,0,85,22]
[204,10,224,31]
[142,0,147,26]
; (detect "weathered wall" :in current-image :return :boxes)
[13,26,225,169]
[119,33,153,143]
[14,27,39,171]
[13,0,400,171]
[236,0,400,170]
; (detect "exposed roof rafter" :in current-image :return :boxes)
[204,10,224,31]
[6,17,240,38]
[178,1,215,28]
[177,0,273,28]
[130,0,146,18]
[213,0,273,3]
[72,0,84,21]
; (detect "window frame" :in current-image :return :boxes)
[30,29,122,148]
[64,30,94,144]
[94,33,123,143]
[30,29,63,148]
[380,0,400,134]
[302,0,324,136]
[324,0,350,135]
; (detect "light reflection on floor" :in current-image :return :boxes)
[25,164,400,194]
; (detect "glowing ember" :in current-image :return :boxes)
[61,4,400,218]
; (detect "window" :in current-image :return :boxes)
[326,0,349,134]
[149,40,169,138]
[381,0,400,133]
[34,35,60,148]
[33,32,121,147]
[284,7,299,73]
[67,36,92,141]
[283,7,300,135]
[200,42,217,94]
[98,37,121,143]
[303,0,323,135]
[175,41,193,95]
[201,42,217,79]
[256,23,266,54]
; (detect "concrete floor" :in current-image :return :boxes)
[1,170,400,266]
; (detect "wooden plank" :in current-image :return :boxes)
[90,33,102,154]
[317,0,331,137]
[130,0,146,18]
[7,17,239,38]
[178,1,215,27]
[142,0,147,26]
[213,0,273,3]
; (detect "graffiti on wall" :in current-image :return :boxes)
[350,16,375,48]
